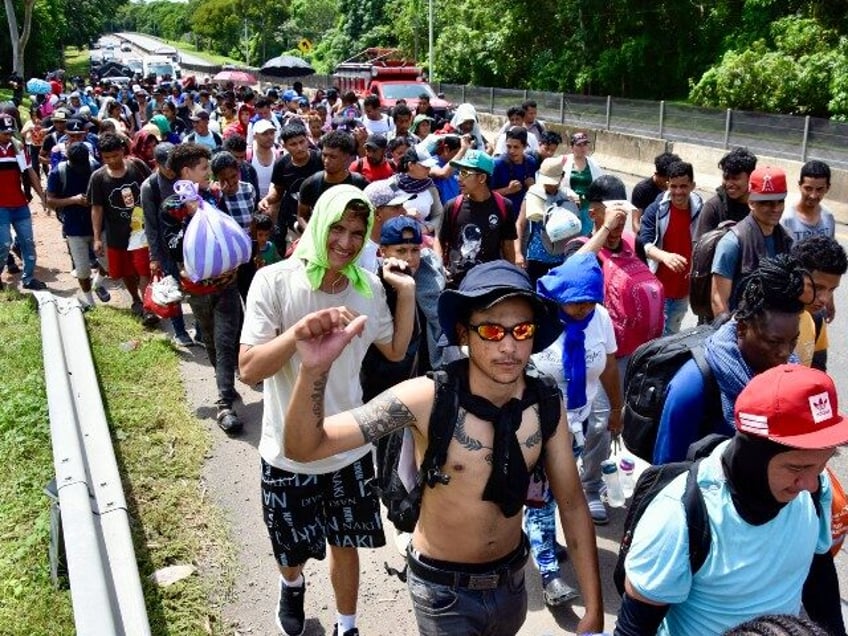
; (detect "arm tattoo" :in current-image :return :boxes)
[310,372,329,427]
[351,390,417,442]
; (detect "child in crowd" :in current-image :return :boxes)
[253,213,281,268]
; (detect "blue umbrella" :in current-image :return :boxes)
[26,78,51,95]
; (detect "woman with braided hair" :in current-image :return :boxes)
[653,253,807,464]
[723,613,831,636]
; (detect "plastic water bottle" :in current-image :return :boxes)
[601,460,626,508]
[619,456,636,499]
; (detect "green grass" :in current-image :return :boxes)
[63,46,90,81]
[153,37,244,67]
[0,292,233,635]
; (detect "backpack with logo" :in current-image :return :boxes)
[689,220,736,320]
[621,322,724,463]
[375,359,561,535]
[570,234,665,357]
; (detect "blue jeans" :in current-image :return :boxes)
[186,284,241,406]
[0,205,36,283]
[407,551,528,635]
[663,296,689,336]
[524,493,559,580]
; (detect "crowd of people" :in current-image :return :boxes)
[1,70,847,636]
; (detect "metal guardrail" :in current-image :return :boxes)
[36,292,150,636]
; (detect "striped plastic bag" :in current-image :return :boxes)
[175,180,251,283]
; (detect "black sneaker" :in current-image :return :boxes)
[5,260,20,274]
[216,408,243,435]
[276,578,305,636]
[332,627,360,636]
[22,278,47,291]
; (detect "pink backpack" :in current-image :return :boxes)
[572,232,665,356]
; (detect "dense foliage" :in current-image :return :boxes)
[7,0,848,117]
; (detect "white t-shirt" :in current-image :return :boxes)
[362,115,394,136]
[241,258,395,473]
[251,151,275,199]
[358,239,379,273]
[530,305,616,427]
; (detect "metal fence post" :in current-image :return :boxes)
[724,109,732,149]
[658,100,665,138]
[461,85,466,103]
[523,89,528,101]
[605,96,612,130]
[559,94,565,124]
[801,115,811,162]
[489,87,495,114]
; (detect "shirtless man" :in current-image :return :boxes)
[283,260,604,635]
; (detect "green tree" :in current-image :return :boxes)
[690,16,843,117]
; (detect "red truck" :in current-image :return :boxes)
[332,48,452,119]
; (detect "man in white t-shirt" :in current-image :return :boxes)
[239,184,415,636]
[361,95,394,136]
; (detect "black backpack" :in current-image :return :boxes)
[613,434,727,596]
[375,359,562,534]
[622,323,724,463]
[613,434,825,597]
[689,220,736,320]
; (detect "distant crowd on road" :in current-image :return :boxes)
[1,68,847,636]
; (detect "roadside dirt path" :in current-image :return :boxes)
[18,198,623,636]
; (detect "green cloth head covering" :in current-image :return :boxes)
[150,114,171,135]
[293,184,375,297]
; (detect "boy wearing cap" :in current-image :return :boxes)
[185,110,223,151]
[711,165,794,318]
[0,113,47,290]
[239,185,415,636]
[438,149,517,288]
[359,179,415,272]
[360,216,429,400]
[616,364,843,636]
[283,260,604,636]
[349,134,394,183]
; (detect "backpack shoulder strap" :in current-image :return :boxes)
[683,459,711,576]
[491,191,508,219]
[58,161,68,192]
[523,368,561,443]
[691,340,721,437]
[420,366,460,488]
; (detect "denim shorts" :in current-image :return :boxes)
[406,536,529,635]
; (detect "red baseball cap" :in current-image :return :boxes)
[735,365,848,449]
[748,165,787,201]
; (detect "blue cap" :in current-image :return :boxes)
[283,89,298,102]
[380,217,422,246]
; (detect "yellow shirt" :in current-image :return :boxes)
[795,310,828,367]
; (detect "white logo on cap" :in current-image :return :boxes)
[761,173,774,193]
[738,412,768,435]
[809,391,833,424]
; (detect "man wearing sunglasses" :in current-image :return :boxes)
[283,260,604,635]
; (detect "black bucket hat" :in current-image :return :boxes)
[438,260,561,353]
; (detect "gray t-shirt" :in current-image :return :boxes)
[779,203,835,242]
